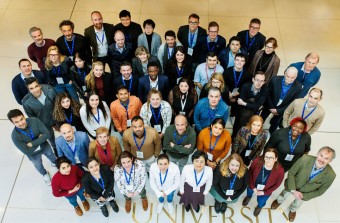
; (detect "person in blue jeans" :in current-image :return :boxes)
[51,157,90,216]
[149,154,181,214]
[242,148,284,216]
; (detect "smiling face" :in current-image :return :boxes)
[11,115,27,129]
[264,151,277,168]
[61,25,73,41]
[250,120,262,134]
[229,40,241,53]
[291,121,305,137]
[165,36,175,48]
[89,94,99,109]
[61,97,71,109]
[179,81,189,93]
[59,162,71,175]
[30,30,44,44]
[307,90,322,107]
[304,57,318,72]
[91,12,103,30]
[148,66,159,81]
[74,57,85,69]
[149,93,161,108]
[228,159,240,174]
[131,119,145,137]
[93,64,104,77]
[206,56,218,68]
[19,60,32,77]
[157,158,169,172]
[315,149,334,169]
[114,31,125,48]
[264,42,275,54]
[144,24,154,35]
[248,22,260,37]
[117,88,130,103]
[176,51,185,63]
[208,26,218,41]
[284,68,298,85]
[120,16,131,27]
[234,56,246,70]
[97,132,108,146]
[60,124,74,142]
[27,81,42,98]
[49,50,60,64]
[88,160,100,175]
[193,156,206,172]
[211,122,224,136]
[188,17,199,32]
[137,52,148,63]
[120,65,132,79]
[121,157,133,170]
[174,115,187,135]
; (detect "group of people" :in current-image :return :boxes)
[8,9,335,222]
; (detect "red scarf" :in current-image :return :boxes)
[96,140,114,167]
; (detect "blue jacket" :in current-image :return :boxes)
[138,74,169,103]
[218,47,247,70]
[194,98,229,132]
[289,62,321,98]
[56,131,89,166]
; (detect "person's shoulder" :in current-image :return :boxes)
[55,135,65,144]
[12,73,22,83]
[237,30,247,36]
[204,165,213,174]
[56,35,64,43]
[75,130,88,138]
[22,93,33,104]
[161,100,171,108]
[178,25,189,31]
[130,21,142,28]
[74,33,86,39]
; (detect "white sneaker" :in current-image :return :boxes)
[157,203,164,214]
[43,173,51,186]
[167,202,174,214]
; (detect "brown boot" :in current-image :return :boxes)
[142,198,148,211]
[271,200,280,210]
[125,199,132,213]
[289,211,296,222]
[253,205,262,216]
[74,206,83,216]
[82,200,90,211]
[242,196,251,206]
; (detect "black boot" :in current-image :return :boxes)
[185,204,191,212]
[109,200,119,213]
[100,205,109,217]
[220,202,228,214]
[214,200,221,213]
[195,205,200,213]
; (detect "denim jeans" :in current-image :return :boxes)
[54,84,79,102]
[246,187,270,208]
[159,190,175,203]
[65,188,85,207]
[27,148,56,175]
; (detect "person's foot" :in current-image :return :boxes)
[220,202,228,214]
[157,203,164,214]
[271,199,280,210]
[242,196,251,206]
[167,202,174,214]
[253,205,262,216]
[214,200,221,213]
[125,199,132,213]
[100,205,109,217]
[82,200,90,211]
[289,211,296,222]
[195,205,200,213]
[43,173,51,186]
[185,204,191,212]
[109,200,119,213]
[142,198,148,211]
[83,191,90,198]
[74,206,83,216]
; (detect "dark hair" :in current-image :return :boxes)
[18,58,31,67]
[116,85,129,94]
[164,30,176,39]
[117,151,135,166]
[254,71,266,79]
[210,118,226,129]
[85,91,108,121]
[173,77,195,98]
[289,117,308,133]
[74,51,87,62]
[120,61,132,68]
[191,150,207,164]
[170,46,187,67]
[235,53,247,62]
[206,51,217,58]
[257,148,280,170]
[228,36,241,45]
[119,10,131,18]
[208,21,219,30]
[143,19,155,29]
[86,157,100,168]
[56,157,71,170]
[265,37,278,49]
[250,18,261,25]
[157,154,169,163]
[188,13,200,20]
[59,20,74,30]
[147,61,159,69]
[25,77,39,87]
[131,115,144,124]
[7,109,24,121]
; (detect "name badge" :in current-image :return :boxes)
[245,150,251,157]
[207,152,213,161]
[127,119,132,127]
[193,187,200,192]
[257,184,265,190]
[285,154,294,161]
[187,48,193,56]
[69,56,74,61]
[226,190,234,195]
[136,151,144,159]
[277,99,283,106]
[177,77,182,84]
[154,124,162,133]
[126,184,133,191]
[82,85,86,91]
[56,77,64,84]
[179,111,186,115]
[232,88,239,95]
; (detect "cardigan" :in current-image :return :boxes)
[52,165,84,197]
[140,101,172,134]
[249,157,284,196]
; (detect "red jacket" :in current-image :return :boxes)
[249,157,284,196]
[51,165,84,197]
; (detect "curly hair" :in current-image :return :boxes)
[85,61,105,91]
[53,92,81,122]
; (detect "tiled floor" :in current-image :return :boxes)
[0,0,339,222]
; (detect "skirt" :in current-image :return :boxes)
[179,182,206,210]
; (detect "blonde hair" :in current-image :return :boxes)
[135,46,150,59]
[96,127,110,137]
[219,153,246,178]
[45,45,65,70]
[85,61,104,91]
[147,89,162,112]
[206,72,225,92]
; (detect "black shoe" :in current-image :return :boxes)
[214,200,221,213]
[109,200,119,213]
[242,196,251,206]
[185,204,191,212]
[220,202,228,214]
[195,205,200,213]
[100,205,109,217]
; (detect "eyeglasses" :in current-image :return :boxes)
[250,25,260,30]
[208,30,218,33]
[254,79,265,83]
[265,45,274,49]
[212,80,221,84]
[189,21,198,25]
[49,54,58,57]
[264,156,275,161]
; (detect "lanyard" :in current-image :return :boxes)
[208,108,216,121]
[150,105,162,125]
[64,36,75,55]
[124,164,134,185]
[52,66,61,76]
[302,101,316,120]
[66,141,76,156]
[16,123,35,140]
[233,68,244,88]
[77,67,86,82]
[302,70,309,81]
[173,131,187,145]
[245,32,255,50]
[168,48,173,59]
[280,78,293,100]
[65,111,73,124]
[288,130,301,154]
[176,66,184,77]
[209,131,221,151]
[92,108,100,124]
[91,174,105,189]
[120,100,129,119]
[206,36,217,52]
[248,134,258,149]
[189,32,195,48]
[205,64,217,82]
[122,76,133,92]
[261,166,270,184]
[180,93,188,111]
[194,169,205,186]
[309,163,324,181]
[229,174,237,190]
[133,129,146,151]
[95,32,105,45]
[159,169,168,186]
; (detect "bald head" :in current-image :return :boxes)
[114,30,125,48]
[174,115,188,135]
[60,123,74,142]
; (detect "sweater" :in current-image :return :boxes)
[51,165,84,197]
[27,39,56,70]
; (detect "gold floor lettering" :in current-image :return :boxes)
[132,202,153,223]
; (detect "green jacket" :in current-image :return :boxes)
[285,154,336,201]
